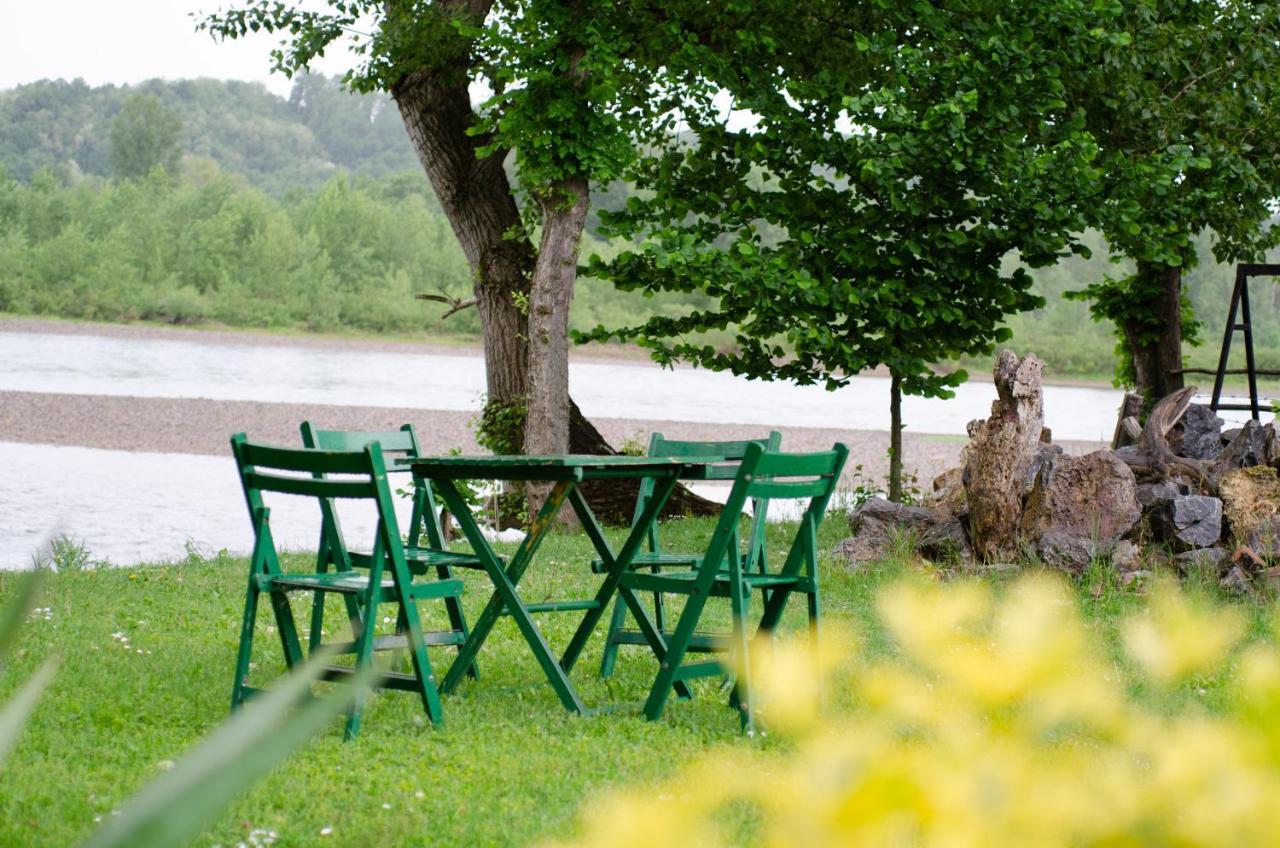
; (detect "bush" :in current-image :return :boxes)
[553,574,1280,847]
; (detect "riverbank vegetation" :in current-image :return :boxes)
[1,76,1277,383]
[1,518,1273,846]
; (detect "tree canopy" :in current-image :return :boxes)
[1067,0,1280,396]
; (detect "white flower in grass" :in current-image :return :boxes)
[319,825,334,837]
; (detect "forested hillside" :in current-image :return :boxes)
[0,74,1275,381]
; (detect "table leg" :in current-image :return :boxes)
[560,476,693,699]
[433,477,588,713]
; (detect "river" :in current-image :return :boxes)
[0,327,1261,567]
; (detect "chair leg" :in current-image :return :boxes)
[398,599,446,726]
[436,564,478,680]
[729,582,757,735]
[344,594,381,741]
[642,589,710,721]
[230,579,261,712]
[598,595,629,678]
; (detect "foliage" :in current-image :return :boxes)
[109,94,183,180]
[582,1,1108,399]
[2,527,1277,845]
[841,463,922,510]
[0,74,419,191]
[1065,0,1280,386]
[554,573,1280,847]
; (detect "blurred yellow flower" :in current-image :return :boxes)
[549,573,1280,848]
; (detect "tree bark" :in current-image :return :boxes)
[1122,262,1185,401]
[888,371,903,502]
[391,44,532,421]
[525,179,590,458]
[569,399,723,524]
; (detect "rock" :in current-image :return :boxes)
[1136,480,1185,510]
[928,467,966,520]
[965,350,1045,560]
[1174,404,1224,460]
[1247,517,1280,559]
[830,520,896,570]
[1265,423,1280,468]
[1219,465,1280,545]
[1111,539,1141,570]
[1174,546,1229,575]
[1037,529,1099,573]
[918,518,972,561]
[1220,565,1255,596]
[1019,450,1141,547]
[1152,495,1223,551]
[849,497,938,533]
[1233,545,1268,572]
[1218,420,1268,470]
[1022,443,1064,497]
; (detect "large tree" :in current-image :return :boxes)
[1067,0,1280,399]
[580,0,1111,499]
[110,93,183,179]
[200,0,741,519]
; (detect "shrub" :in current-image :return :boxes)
[553,574,1280,847]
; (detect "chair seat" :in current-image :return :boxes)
[260,572,464,602]
[620,570,812,597]
[405,546,497,571]
[589,551,703,574]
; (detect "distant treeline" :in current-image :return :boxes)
[0,166,715,337]
[0,74,418,192]
[0,75,1276,379]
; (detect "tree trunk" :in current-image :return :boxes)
[888,371,903,502]
[391,61,532,421]
[1122,262,1185,401]
[525,180,589,458]
[965,351,1046,560]
[569,399,724,524]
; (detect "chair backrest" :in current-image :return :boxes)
[639,431,782,557]
[300,422,445,550]
[702,442,849,578]
[230,433,405,577]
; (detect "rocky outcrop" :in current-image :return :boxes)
[964,351,1046,560]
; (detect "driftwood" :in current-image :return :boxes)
[1112,393,1144,449]
[1115,386,1263,494]
[965,351,1046,559]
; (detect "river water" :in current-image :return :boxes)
[0,328,1262,568]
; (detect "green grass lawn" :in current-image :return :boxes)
[1,518,1274,847]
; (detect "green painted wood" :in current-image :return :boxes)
[302,422,478,681]
[229,433,467,737]
[598,431,781,679]
[404,454,703,483]
[409,455,722,713]
[637,442,849,731]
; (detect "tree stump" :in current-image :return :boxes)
[964,350,1045,560]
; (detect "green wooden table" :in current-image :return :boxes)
[404,454,722,714]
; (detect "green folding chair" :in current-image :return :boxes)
[595,432,781,678]
[229,434,465,739]
[624,442,848,733]
[300,422,481,678]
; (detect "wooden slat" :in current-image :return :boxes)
[672,661,724,681]
[243,471,376,500]
[239,440,372,474]
[496,599,601,616]
[747,478,831,498]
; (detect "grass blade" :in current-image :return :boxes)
[82,652,375,848]
[0,572,42,664]
[0,659,57,767]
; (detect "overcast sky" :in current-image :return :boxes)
[0,0,355,97]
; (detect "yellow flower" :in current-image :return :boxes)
[1122,577,1245,685]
